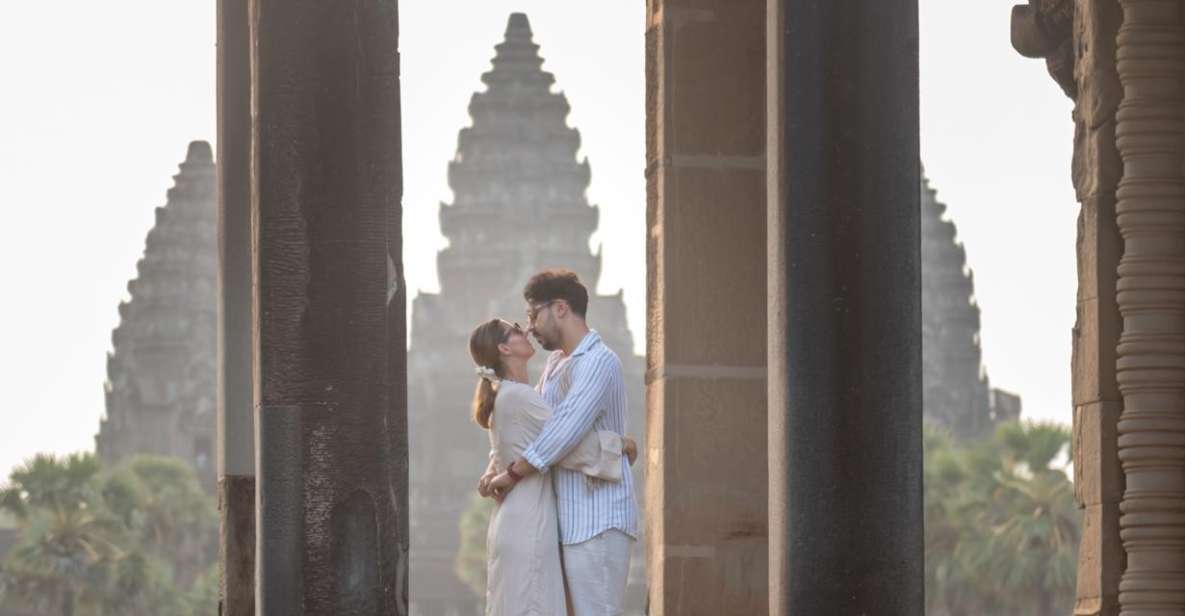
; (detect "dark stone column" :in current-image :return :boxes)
[249,1,408,614]
[216,1,255,614]
[766,2,922,614]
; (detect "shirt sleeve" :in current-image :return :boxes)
[522,352,614,473]
[556,430,624,481]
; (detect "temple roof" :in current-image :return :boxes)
[435,12,605,300]
[920,171,999,437]
[98,141,217,481]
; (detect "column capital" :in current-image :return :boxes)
[1011,0,1076,98]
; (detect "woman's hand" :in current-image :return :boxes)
[477,469,497,498]
[488,471,517,503]
[623,437,638,465]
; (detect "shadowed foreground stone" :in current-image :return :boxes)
[768,1,922,614]
[250,1,408,614]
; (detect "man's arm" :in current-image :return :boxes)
[488,353,618,498]
[521,352,614,473]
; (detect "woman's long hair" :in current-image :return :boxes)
[468,319,508,429]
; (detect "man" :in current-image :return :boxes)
[483,268,638,615]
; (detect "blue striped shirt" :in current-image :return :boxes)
[522,330,639,545]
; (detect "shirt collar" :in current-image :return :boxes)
[569,329,601,358]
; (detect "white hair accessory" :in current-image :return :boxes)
[475,365,499,381]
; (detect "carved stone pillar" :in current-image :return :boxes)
[1115,1,1185,613]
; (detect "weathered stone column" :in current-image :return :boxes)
[1011,1,1125,612]
[216,1,255,614]
[645,1,768,614]
[766,1,922,614]
[1115,1,1185,613]
[1069,2,1125,611]
[249,1,408,614]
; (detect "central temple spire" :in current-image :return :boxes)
[408,13,644,614]
[440,13,600,300]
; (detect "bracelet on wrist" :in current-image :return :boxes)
[506,464,523,482]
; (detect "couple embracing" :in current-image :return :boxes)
[468,269,639,616]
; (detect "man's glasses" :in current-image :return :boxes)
[527,300,556,324]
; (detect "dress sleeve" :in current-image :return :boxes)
[515,385,624,481]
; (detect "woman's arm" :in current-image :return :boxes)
[477,449,498,497]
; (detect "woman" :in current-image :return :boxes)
[468,318,636,616]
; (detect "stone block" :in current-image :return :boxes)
[1073,401,1123,507]
[653,538,768,616]
[1072,0,1121,129]
[1076,191,1120,304]
[646,375,767,616]
[1073,118,1121,203]
[646,1,765,159]
[1074,502,1122,616]
[652,375,767,545]
[644,376,667,519]
[650,165,766,368]
[1072,296,1121,406]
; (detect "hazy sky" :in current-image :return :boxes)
[0,1,1076,479]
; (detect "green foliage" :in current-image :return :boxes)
[925,421,1079,616]
[456,493,494,598]
[184,564,220,616]
[0,453,218,616]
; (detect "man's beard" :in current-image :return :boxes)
[535,332,557,351]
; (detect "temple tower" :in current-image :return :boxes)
[921,170,1021,438]
[96,141,218,487]
[407,13,645,614]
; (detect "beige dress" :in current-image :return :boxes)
[485,380,624,616]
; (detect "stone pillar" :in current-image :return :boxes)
[1115,1,1185,613]
[644,1,768,614]
[249,1,408,614]
[1071,2,1125,615]
[1011,1,1125,612]
[216,1,255,614]
[766,2,922,615]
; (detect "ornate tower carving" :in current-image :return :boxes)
[96,142,218,488]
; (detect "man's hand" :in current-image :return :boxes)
[623,437,638,466]
[488,471,518,502]
[477,468,497,498]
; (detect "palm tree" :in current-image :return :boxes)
[0,453,121,615]
[100,455,217,587]
[924,421,1079,616]
[0,453,207,615]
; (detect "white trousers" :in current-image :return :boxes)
[561,530,634,616]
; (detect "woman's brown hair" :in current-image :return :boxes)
[469,319,509,429]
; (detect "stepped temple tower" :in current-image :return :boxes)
[920,171,1020,438]
[96,141,218,488]
[406,14,646,615]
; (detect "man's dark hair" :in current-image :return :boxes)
[523,269,589,318]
